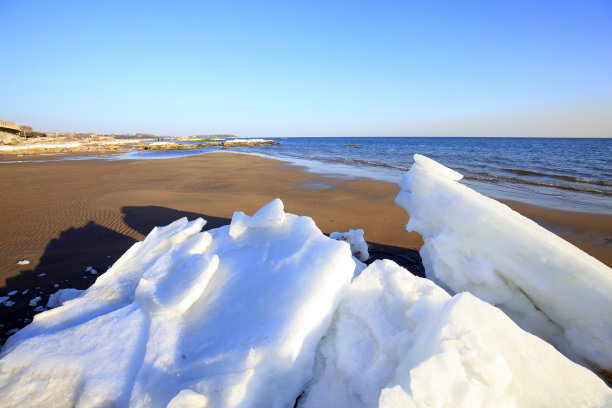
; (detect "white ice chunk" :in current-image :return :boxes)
[300,260,612,408]
[330,229,370,261]
[17,259,30,265]
[229,198,286,239]
[0,200,355,408]
[46,288,84,308]
[28,297,41,307]
[395,154,612,373]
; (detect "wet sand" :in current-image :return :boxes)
[0,152,610,341]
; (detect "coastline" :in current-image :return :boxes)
[0,152,610,342]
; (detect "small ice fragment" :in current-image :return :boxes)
[34,306,46,312]
[8,290,17,296]
[29,296,41,307]
[106,255,111,258]
[53,284,59,288]
[6,328,18,335]
[22,289,29,295]
[46,288,83,308]
[0,296,8,305]
[90,269,98,275]
[0,324,3,329]
[17,259,30,265]
[330,229,370,262]
[85,266,93,272]
[37,273,46,277]
[3,301,15,307]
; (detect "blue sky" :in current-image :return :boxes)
[1,0,611,137]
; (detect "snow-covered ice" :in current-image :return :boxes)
[300,260,612,407]
[1,194,611,407]
[0,199,355,407]
[330,229,370,262]
[395,154,612,372]
[224,139,271,145]
[16,259,30,265]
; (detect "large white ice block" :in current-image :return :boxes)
[300,260,612,408]
[0,199,355,408]
[395,154,612,372]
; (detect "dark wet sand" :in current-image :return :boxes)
[0,152,610,342]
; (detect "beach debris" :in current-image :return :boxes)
[17,259,30,265]
[395,154,612,374]
[28,296,41,307]
[330,229,370,262]
[0,199,610,406]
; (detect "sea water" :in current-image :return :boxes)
[215,137,612,215]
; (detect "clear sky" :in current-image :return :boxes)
[1,0,611,137]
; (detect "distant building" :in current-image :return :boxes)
[0,120,21,135]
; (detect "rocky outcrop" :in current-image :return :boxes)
[0,132,21,145]
[139,142,222,151]
[223,140,279,147]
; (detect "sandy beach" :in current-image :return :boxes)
[1,152,611,342]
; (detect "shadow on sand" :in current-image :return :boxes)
[1,206,423,345]
[0,207,229,345]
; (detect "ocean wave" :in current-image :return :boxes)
[501,168,612,187]
[463,174,612,196]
